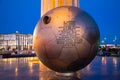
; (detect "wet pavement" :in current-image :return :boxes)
[0,56,120,80]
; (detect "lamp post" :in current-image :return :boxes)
[101,40,105,44]
[113,35,117,47]
[102,37,107,46]
[16,31,20,54]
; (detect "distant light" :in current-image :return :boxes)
[104,37,107,40]
[101,40,104,44]
[16,31,19,34]
[113,40,115,42]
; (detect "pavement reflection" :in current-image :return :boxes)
[0,56,120,80]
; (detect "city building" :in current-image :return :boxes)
[0,33,33,52]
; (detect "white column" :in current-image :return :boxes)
[74,0,79,8]
[64,0,66,6]
[41,0,49,17]
[41,0,80,17]
[58,0,64,7]
[56,0,58,7]
[66,0,72,6]
[41,0,43,17]
[48,0,50,12]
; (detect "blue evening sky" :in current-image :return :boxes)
[0,0,120,44]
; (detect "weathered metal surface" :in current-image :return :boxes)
[33,6,100,73]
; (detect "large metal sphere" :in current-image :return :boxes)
[33,6,100,73]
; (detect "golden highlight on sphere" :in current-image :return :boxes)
[33,6,100,73]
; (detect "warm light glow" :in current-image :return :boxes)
[102,57,107,65]
[41,0,49,16]
[113,58,117,68]
[15,67,18,76]
[56,72,75,76]
[66,0,72,6]
[74,0,79,7]
[58,0,64,6]
[29,59,41,63]
[50,0,56,9]
[76,71,81,79]
[9,58,12,65]
[39,62,50,71]
[3,59,8,65]
[29,62,33,74]
[29,59,50,71]
[86,64,90,71]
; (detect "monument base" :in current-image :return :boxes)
[56,72,76,77]
[50,72,81,80]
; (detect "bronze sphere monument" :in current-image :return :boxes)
[33,6,100,73]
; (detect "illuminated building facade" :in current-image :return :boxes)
[41,0,80,16]
[0,33,33,51]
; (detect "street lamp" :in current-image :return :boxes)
[16,31,20,54]
[113,35,117,45]
[101,40,105,44]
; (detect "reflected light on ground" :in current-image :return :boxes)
[86,64,90,71]
[0,57,120,80]
[76,71,81,79]
[3,59,7,62]
[29,59,40,64]
[113,58,117,68]
[28,62,33,74]
[15,67,18,76]
[102,57,107,65]
[29,59,50,71]
[9,59,12,65]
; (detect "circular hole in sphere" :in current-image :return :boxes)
[43,16,51,24]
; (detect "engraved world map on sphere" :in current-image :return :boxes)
[56,21,82,48]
